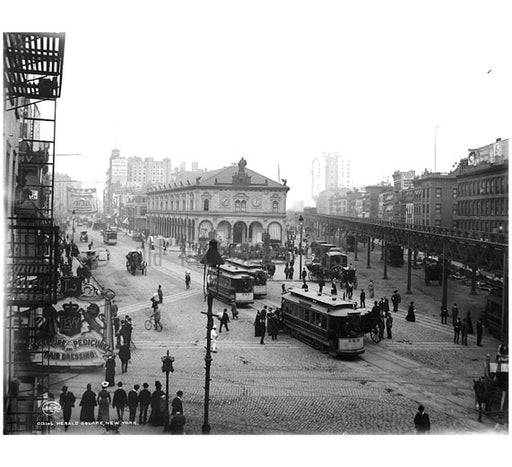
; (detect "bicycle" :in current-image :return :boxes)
[145,313,163,331]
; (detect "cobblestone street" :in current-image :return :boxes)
[46,231,506,436]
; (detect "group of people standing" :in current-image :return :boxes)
[449,303,483,346]
[62,381,186,434]
[254,305,282,344]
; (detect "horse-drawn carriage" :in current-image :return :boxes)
[126,249,147,275]
[360,308,383,343]
[306,261,357,287]
[79,230,88,242]
[473,346,508,423]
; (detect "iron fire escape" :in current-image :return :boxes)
[4,33,65,434]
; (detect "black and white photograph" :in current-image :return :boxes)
[1,0,510,463]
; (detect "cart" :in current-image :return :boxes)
[126,249,147,275]
[79,230,88,243]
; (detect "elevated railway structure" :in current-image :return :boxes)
[305,214,508,339]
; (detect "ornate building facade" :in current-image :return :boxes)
[146,158,290,246]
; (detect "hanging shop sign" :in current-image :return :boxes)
[30,299,113,367]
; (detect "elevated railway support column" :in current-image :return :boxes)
[470,264,477,295]
[441,241,449,309]
[354,235,358,261]
[406,247,413,294]
[366,237,371,269]
[383,240,388,280]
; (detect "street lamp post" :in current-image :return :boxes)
[200,240,224,434]
[298,215,304,282]
[71,209,76,244]
[161,350,175,432]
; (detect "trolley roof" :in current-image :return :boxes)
[218,264,253,279]
[282,287,367,316]
[225,258,264,271]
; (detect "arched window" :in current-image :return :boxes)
[272,200,279,212]
[235,200,241,211]
[203,199,209,211]
[241,200,247,211]
[190,195,194,211]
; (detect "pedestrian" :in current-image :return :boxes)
[466,311,474,334]
[169,411,186,434]
[79,383,97,422]
[267,311,278,340]
[59,385,76,431]
[157,285,163,304]
[211,325,218,352]
[219,308,230,332]
[163,240,167,255]
[360,289,366,308]
[391,290,400,312]
[414,405,431,434]
[128,384,139,423]
[331,281,337,296]
[138,382,151,424]
[113,315,121,349]
[368,280,375,299]
[97,381,111,424]
[440,306,449,324]
[476,318,483,346]
[231,301,239,320]
[461,318,468,346]
[385,313,393,339]
[318,277,325,294]
[453,317,462,344]
[112,382,127,422]
[148,381,165,426]
[301,267,307,283]
[185,271,191,289]
[289,265,294,280]
[451,303,459,326]
[260,314,266,345]
[383,297,390,314]
[104,353,116,387]
[171,390,184,415]
[281,284,287,295]
[284,263,290,280]
[118,343,131,374]
[405,302,416,322]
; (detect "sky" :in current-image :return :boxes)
[3,0,511,207]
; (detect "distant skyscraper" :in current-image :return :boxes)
[311,152,351,200]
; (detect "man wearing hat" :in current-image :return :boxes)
[59,385,76,431]
[138,383,151,424]
[112,382,128,422]
[171,390,184,415]
[406,302,416,322]
[128,384,140,423]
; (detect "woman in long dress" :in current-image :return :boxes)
[97,382,111,423]
[148,381,165,426]
[105,354,116,387]
[79,383,97,422]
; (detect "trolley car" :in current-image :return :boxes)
[224,258,267,298]
[207,264,254,306]
[103,229,118,245]
[281,288,365,356]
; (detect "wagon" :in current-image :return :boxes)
[360,309,382,343]
[79,230,88,243]
[126,249,147,275]
[306,262,358,288]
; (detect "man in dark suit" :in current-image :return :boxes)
[128,384,140,423]
[59,385,76,431]
[171,390,184,415]
[414,405,431,434]
[112,382,127,422]
[138,382,151,424]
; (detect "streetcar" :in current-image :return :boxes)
[224,258,267,298]
[281,288,365,356]
[207,264,254,306]
[103,229,118,245]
